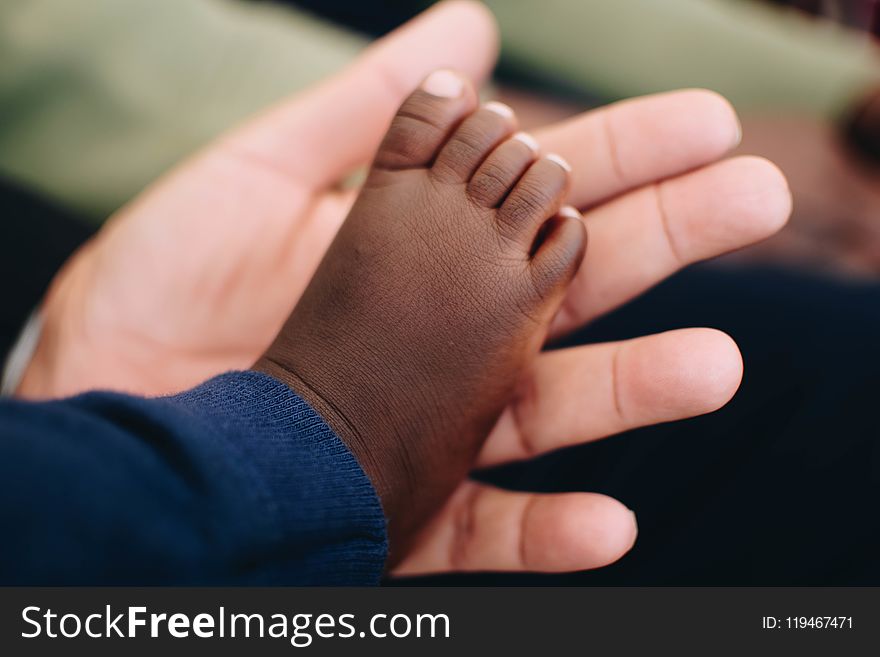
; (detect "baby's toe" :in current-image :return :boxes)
[431,102,518,183]
[372,70,477,172]
[496,153,572,248]
[529,206,587,299]
[467,132,539,208]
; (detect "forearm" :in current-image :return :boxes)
[0,371,386,584]
[488,0,880,116]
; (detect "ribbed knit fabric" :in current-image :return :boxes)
[0,371,387,584]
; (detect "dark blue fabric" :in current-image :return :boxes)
[0,371,387,585]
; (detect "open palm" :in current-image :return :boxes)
[19,1,791,575]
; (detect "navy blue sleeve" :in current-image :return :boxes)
[0,371,387,584]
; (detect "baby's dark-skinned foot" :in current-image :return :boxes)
[255,70,586,562]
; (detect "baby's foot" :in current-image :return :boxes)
[256,70,586,559]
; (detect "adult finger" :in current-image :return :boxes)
[223,0,498,188]
[534,89,741,209]
[551,155,791,336]
[393,482,637,576]
[479,329,742,466]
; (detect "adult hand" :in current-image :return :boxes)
[17,0,498,397]
[17,1,791,574]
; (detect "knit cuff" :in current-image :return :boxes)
[174,371,388,584]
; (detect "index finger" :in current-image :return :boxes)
[535,89,741,209]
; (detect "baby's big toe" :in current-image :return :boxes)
[372,70,477,172]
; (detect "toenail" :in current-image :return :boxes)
[421,69,464,98]
[559,205,582,220]
[483,101,514,118]
[512,132,539,152]
[545,153,572,172]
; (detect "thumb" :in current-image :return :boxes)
[223,0,498,188]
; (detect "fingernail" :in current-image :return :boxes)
[546,153,572,172]
[512,131,539,152]
[421,69,464,98]
[629,509,638,534]
[733,118,743,147]
[483,101,514,118]
[559,205,581,220]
